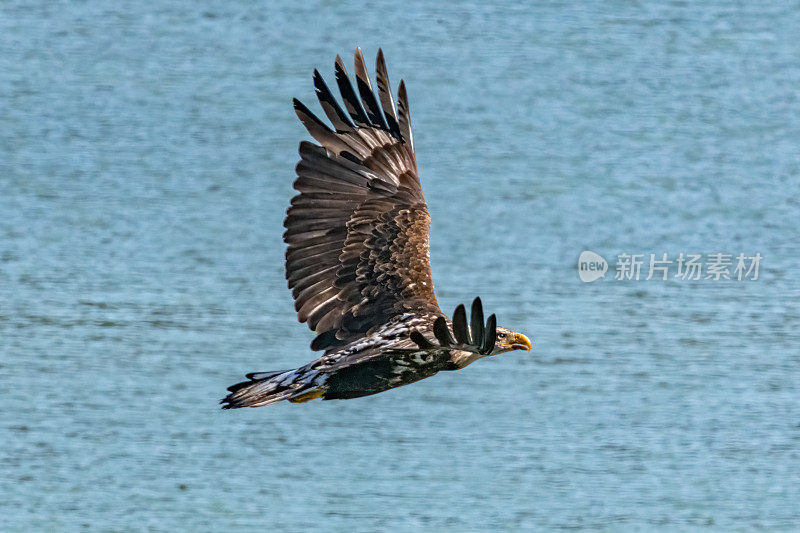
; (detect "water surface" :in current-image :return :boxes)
[2,1,799,530]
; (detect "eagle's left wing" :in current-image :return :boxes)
[285,49,442,352]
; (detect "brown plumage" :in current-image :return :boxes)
[221,49,531,408]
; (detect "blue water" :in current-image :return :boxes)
[2,1,799,530]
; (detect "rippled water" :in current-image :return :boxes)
[2,1,799,530]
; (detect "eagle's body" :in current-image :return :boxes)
[221,50,530,409]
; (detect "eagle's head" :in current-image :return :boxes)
[491,327,532,355]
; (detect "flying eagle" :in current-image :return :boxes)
[221,49,531,408]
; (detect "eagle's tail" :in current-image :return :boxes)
[220,367,325,409]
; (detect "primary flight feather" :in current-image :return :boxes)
[221,49,531,408]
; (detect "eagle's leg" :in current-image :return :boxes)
[288,387,327,403]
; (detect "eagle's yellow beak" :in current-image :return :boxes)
[502,332,532,351]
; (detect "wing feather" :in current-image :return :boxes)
[313,69,354,133]
[397,80,414,158]
[451,304,469,345]
[470,297,485,345]
[334,55,371,127]
[375,48,402,140]
[354,47,389,130]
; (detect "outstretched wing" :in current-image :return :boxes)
[285,48,441,351]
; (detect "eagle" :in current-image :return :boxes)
[221,49,531,408]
